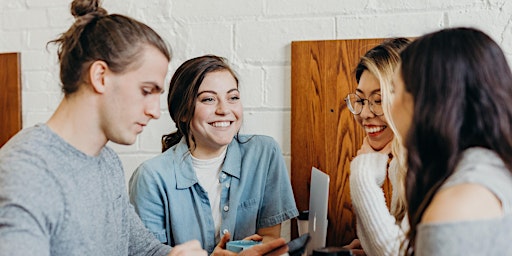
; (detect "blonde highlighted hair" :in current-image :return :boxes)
[356,38,410,222]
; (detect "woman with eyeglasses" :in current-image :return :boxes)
[343,38,410,256]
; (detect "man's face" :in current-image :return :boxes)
[101,45,169,145]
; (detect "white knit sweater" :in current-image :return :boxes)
[350,153,408,256]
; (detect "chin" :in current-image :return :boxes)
[111,136,136,146]
[218,140,232,147]
[368,140,387,151]
[214,138,234,147]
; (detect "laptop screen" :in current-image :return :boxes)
[307,167,330,255]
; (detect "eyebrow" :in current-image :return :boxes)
[197,88,239,96]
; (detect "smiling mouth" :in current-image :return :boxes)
[210,121,231,128]
[365,125,386,134]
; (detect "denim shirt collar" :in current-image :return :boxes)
[172,137,241,189]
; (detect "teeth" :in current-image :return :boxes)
[365,126,385,134]
[212,121,230,127]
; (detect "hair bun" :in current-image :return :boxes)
[71,0,107,18]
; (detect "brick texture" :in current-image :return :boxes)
[2,0,512,241]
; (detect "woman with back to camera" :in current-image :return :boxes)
[344,38,410,256]
[390,27,512,255]
[129,55,298,255]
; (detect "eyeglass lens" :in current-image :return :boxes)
[345,93,383,116]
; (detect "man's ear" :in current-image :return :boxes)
[89,60,109,94]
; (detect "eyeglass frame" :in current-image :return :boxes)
[344,93,384,116]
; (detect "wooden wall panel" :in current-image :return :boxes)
[291,39,385,246]
[0,52,22,148]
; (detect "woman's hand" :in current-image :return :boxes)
[242,234,263,242]
[211,233,237,256]
[353,138,391,186]
[211,232,288,256]
[238,238,287,256]
[357,137,392,155]
[343,239,366,256]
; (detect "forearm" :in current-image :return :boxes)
[257,224,281,242]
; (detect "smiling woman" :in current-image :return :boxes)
[189,70,243,159]
[345,38,411,256]
[128,55,299,255]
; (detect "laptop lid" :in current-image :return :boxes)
[307,167,330,255]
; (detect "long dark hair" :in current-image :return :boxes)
[161,55,239,152]
[400,27,512,254]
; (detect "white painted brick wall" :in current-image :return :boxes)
[2,0,512,242]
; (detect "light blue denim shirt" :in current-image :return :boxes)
[129,135,298,254]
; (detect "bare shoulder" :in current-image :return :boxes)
[421,183,503,224]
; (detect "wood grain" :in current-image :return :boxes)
[291,39,391,246]
[0,52,22,148]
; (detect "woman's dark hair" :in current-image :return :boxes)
[162,55,239,152]
[48,0,171,95]
[400,27,512,254]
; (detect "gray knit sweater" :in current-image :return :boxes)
[0,124,171,256]
[416,147,512,255]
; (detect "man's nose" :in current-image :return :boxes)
[146,97,161,119]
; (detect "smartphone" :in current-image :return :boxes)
[287,233,311,256]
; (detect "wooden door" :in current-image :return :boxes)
[291,39,386,246]
[0,52,22,148]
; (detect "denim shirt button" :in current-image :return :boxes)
[221,173,227,179]
[225,183,230,188]
[223,205,229,211]
[223,229,229,235]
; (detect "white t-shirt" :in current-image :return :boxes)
[191,149,227,243]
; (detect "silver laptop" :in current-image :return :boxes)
[307,167,330,256]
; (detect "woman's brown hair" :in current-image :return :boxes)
[162,55,239,152]
[400,27,512,254]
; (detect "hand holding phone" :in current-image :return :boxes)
[286,233,311,256]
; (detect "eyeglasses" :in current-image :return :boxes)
[344,93,383,116]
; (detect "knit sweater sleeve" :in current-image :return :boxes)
[350,153,404,256]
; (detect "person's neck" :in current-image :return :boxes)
[190,145,228,160]
[46,93,107,156]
